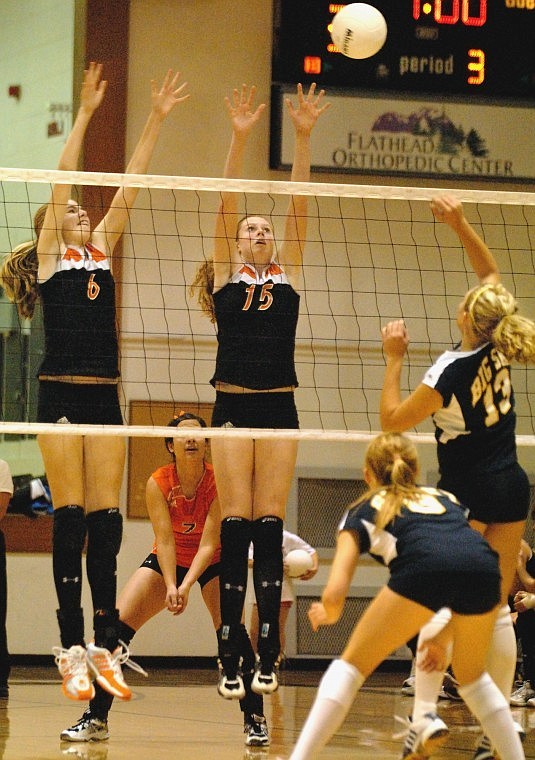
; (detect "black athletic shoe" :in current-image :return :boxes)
[244,714,270,747]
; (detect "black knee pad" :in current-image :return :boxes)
[220,516,252,560]
[86,509,123,612]
[251,515,283,561]
[53,505,87,555]
[86,508,123,557]
[251,515,283,585]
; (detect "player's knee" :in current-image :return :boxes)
[221,516,252,552]
[86,508,123,557]
[251,515,283,560]
[53,505,86,553]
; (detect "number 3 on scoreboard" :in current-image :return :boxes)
[468,48,485,85]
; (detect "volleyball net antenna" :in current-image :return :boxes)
[0,167,534,447]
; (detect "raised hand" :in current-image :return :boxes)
[381,319,409,360]
[285,82,331,135]
[430,194,465,231]
[225,84,266,138]
[151,69,190,119]
[79,61,107,115]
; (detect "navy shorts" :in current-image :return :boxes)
[37,381,123,426]
[389,570,501,615]
[439,462,530,524]
[212,390,299,429]
[140,552,220,589]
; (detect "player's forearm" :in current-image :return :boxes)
[125,110,167,176]
[290,131,311,184]
[456,217,499,283]
[182,546,217,589]
[157,542,177,591]
[57,108,93,171]
[380,357,404,431]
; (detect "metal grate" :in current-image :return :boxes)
[296,595,373,656]
[297,477,367,548]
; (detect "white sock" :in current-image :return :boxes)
[459,672,524,760]
[485,604,517,698]
[413,608,452,722]
[290,659,364,760]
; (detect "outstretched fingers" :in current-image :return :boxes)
[80,61,107,111]
[224,84,266,134]
[151,69,190,115]
[285,81,331,132]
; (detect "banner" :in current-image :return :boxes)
[274,87,535,182]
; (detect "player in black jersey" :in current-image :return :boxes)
[0,63,189,703]
[286,433,523,760]
[190,83,330,699]
[380,195,535,759]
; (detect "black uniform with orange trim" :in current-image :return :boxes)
[211,263,299,390]
[38,243,119,379]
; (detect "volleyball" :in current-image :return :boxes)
[330,3,387,60]
[285,549,314,578]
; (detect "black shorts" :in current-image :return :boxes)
[389,570,501,615]
[439,462,530,524]
[140,552,220,589]
[37,381,123,426]
[211,390,299,429]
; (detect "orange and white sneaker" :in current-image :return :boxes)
[53,644,95,701]
[86,641,147,701]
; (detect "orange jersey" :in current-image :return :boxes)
[150,462,221,567]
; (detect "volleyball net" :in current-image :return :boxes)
[0,167,534,448]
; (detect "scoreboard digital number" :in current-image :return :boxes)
[272,1,535,100]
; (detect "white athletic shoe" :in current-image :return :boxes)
[399,712,449,759]
[511,680,535,706]
[86,640,147,701]
[53,645,95,702]
[60,709,109,742]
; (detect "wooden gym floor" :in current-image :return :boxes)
[1,664,535,759]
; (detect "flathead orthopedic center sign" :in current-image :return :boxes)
[276,89,535,181]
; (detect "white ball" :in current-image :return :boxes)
[285,548,314,578]
[330,3,387,60]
